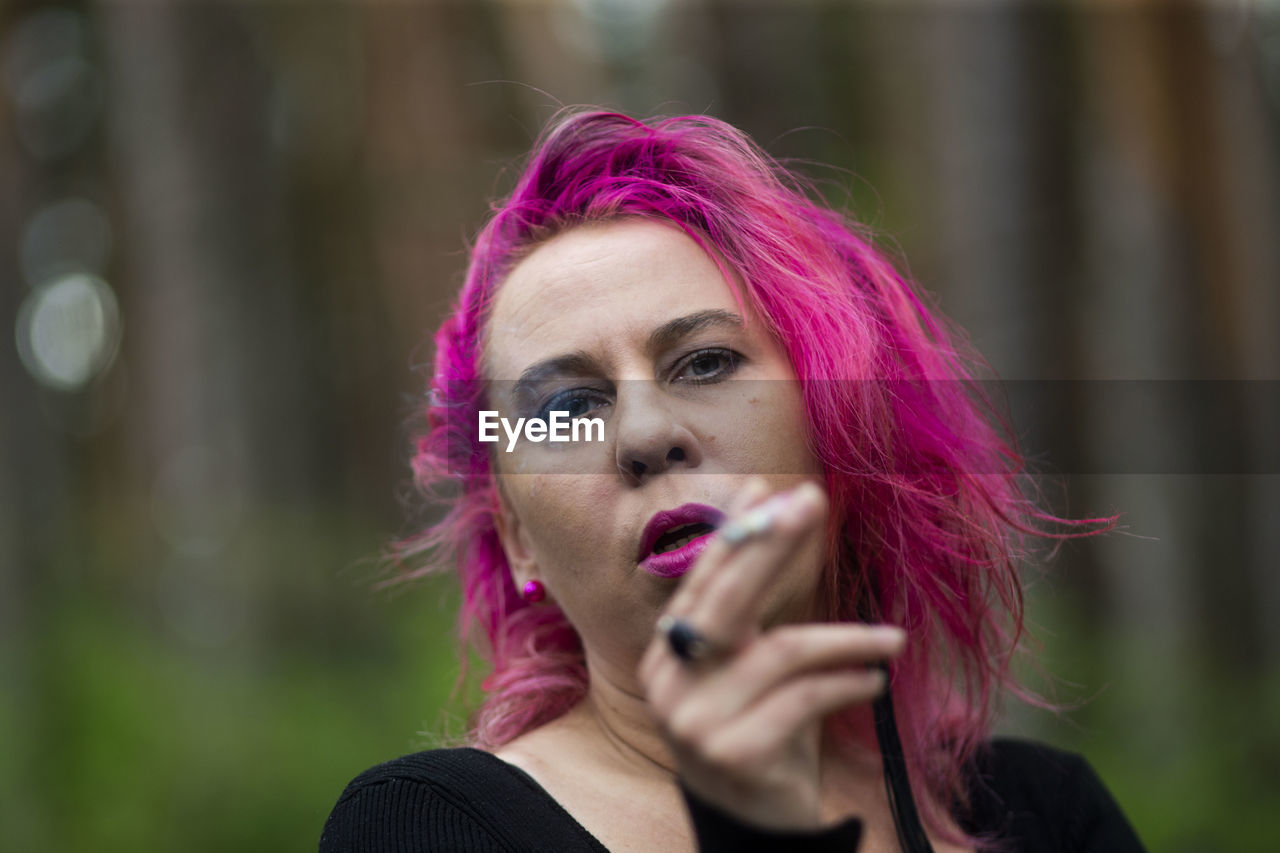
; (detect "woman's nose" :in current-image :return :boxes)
[613,384,701,483]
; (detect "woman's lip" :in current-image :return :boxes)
[637,503,726,572]
[639,532,716,578]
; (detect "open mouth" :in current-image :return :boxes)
[651,522,717,555]
[637,504,726,572]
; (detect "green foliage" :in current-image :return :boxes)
[1007,588,1280,852]
[6,512,1277,851]
[2,509,465,853]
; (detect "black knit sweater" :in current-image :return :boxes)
[319,738,1146,852]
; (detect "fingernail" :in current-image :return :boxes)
[792,482,821,502]
[721,492,788,544]
[781,482,822,523]
[873,625,907,647]
[728,477,770,514]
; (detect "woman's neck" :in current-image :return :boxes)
[571,657,681,778]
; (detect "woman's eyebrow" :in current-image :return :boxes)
[646,309,744,355]
[505,310,743,397]
[510,351,598,398]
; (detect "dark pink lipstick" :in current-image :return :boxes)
[637,503,726,578]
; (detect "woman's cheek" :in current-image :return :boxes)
[520,475,619,572]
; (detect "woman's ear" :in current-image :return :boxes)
[492,485,541,592]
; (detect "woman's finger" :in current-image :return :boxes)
[726,476,772,516]
[661,476,774,614]
[693,668,888,769]
[664,482,821,625]
[674,482,827,643]
[666,623,904,720]
[645,483,825,689]
[646,622,903,737]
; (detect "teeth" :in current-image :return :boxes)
[654,524,712,555]
[666,532,696,552]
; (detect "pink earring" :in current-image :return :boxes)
[521,580,546,603]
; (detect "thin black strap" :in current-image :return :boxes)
[872,662,936,853]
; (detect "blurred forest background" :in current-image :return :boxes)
[2,0,1278,850]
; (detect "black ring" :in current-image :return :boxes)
[657,615,713,664]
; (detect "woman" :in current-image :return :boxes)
[321,111,1145,852]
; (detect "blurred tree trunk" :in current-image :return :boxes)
[102,4,251,492]
[1070,2,1280,757]
[0,12,34,823]
[0,8,25,668]
[922,5,1076,380]
[98,3,306,640]
[1074,3,1200,758]
[1166,5,1280,670]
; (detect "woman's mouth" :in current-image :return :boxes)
[638,504,725,578]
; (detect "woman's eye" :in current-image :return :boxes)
[674,349,739,383]
[537,389,610,421]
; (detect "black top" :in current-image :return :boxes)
[319,738,1146,852]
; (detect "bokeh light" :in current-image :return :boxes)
[2,8,101,161]
[15,272,122,392]
[21,197,113,286]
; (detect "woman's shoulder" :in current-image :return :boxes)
[319,747,608,853]
[964,737,1146,852]
[319,748,506,852]
[333,746,499,793]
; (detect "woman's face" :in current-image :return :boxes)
[484,218,826,677]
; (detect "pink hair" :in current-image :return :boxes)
[397,110,1113,845]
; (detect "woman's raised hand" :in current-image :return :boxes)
[637,479,906,831]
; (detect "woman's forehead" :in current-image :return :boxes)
[482,219,743,378]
